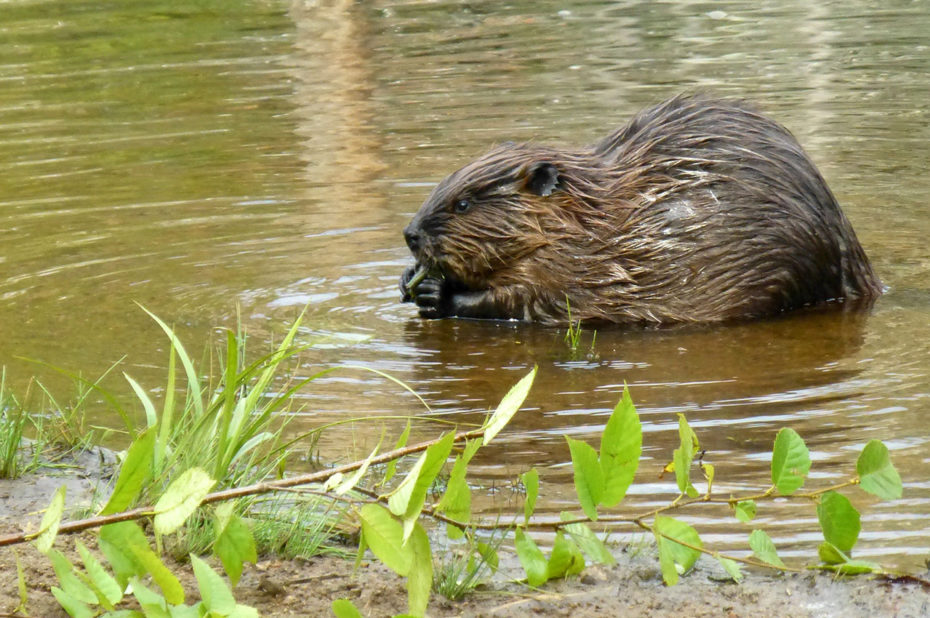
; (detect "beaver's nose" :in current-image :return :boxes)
[403,226,421,253]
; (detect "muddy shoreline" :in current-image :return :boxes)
[2,457,928,617]
[3,527,928,617]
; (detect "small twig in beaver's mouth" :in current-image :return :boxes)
[405,264,444,297]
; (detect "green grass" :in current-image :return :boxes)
[18,359,129,456]
[120,307,418,559]
[2,307,345,557]
[0,369,35,479]
[163,492,351,562]
[563,299,597,361]
[120,308,317,507]
[433,532,504,601]
[248,493,352,560]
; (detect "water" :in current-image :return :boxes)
[2,0,929,569]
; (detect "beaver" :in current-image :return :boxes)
[400,94,882,325]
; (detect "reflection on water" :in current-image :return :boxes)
[1,1,929,568]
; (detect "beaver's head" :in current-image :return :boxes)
[402,144,579,290]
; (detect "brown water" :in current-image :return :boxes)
[2,1,929,569]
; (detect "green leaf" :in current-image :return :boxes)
[130,579,171,618]
[654,516,702,586]
[817,491,860,553]
[383,421,411,485]
[405,522,432,617]
[334,443,380,496]
[563,522,616,566]
[716,554,743,583]
[213,503,257,587]
[214,499,235,528]
[771,428,810,495]
[733,500,757,523]
[821,560,882,575]
[14,549,28,615]
[818,541,849,565]
[169,605,203,618]
[190,554,238,615]
[816,541,880,575]
[48,549,97,605]
[331,599,364,618]
[566,436,604,521]
[748,529,785,568]
[100,427,155,515]
[483,366,536,445]
[385,438,433,516]
[702,462,715,495]
[443,517,464,541]
[476,542,500,574]
[153,467,216,535]
[387,430,455,542]
[673,414,699,498]
[100,522,185,604]
[76,540,123,608]
[546,532,585,580]
[51,586,94,618]
[323,472,345,493]
[99,523,147,587]
[599,386,641,506]
[34,484,66,554]
[514,528,548,587]
[857,440,903,500]
[460,437,483,470]
[359,503,412,576]
[436,439,481,532]
[672,449,697,498]
[354,527,368,573]
[522,468,539,525]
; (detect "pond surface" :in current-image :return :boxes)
[2,1,929,569]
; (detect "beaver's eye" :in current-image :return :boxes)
[453,199,471,214]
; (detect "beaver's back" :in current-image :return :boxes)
[563,95,882,323]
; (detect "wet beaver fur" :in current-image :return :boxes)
[400,94,882,325]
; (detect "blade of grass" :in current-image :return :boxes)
[159,343,178,472]
[124,374,157,430]
[340,365,433,414]
[139,305,204,420]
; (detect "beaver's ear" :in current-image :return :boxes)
[524,162,560,197]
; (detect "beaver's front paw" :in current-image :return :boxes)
[399,265,418,303]
[411,277,452,319]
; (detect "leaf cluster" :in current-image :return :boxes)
[33,483,258,617]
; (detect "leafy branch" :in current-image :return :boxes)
[334,370,907,613]
[0,425,490,549]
